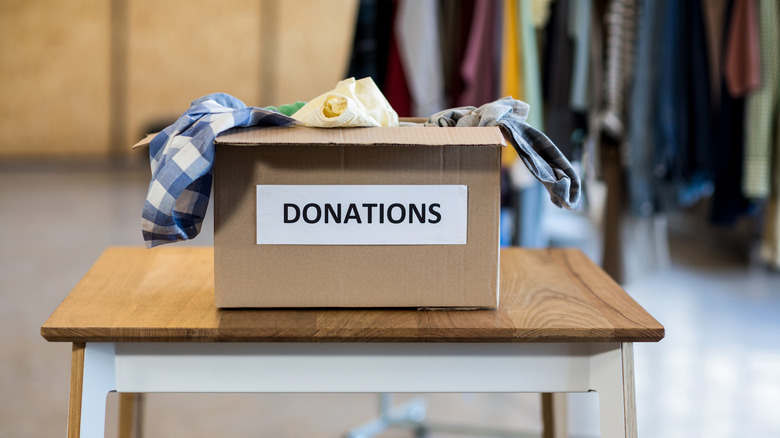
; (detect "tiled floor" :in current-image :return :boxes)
[628,235,780,438]
[1,161,778,437]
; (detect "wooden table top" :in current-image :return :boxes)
[41,247,664,343]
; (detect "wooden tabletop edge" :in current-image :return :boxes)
[40,326,666,343]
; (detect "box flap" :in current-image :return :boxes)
[132,126,507,150]
[216,126,507,147]
[132,133,156,150]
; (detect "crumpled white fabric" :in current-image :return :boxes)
[292,77,399,127]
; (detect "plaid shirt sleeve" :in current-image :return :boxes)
[142,93,298,248]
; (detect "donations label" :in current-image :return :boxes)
[256,185,468,245]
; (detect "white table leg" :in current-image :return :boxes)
[589,343,636,438]
[77,343,117,438]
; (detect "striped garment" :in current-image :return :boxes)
[142,93,297,248]
[599,0,637,141]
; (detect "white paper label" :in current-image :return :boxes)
[256,185,468,245]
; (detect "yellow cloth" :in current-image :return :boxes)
[501,0,524,167]
[292,77,399,128]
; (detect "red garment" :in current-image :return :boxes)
[383,1,412,118]
[457,0,498,107]
[724,0,761,97]
[449,0,475,106]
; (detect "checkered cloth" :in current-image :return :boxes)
[142,93,298,248]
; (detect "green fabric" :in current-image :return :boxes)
[265,101,307,117]
[743,0,779,199]
[519,0,543,130]
[756,0,780,269]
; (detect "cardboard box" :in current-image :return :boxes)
[137,125,505,308]
[212,126,504,308]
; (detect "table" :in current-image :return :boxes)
[41,247,663,438]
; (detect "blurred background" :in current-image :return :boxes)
[1,0,779,437]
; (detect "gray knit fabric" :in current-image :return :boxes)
[425,98,581,209]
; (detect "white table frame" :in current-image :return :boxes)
[70,342,636,438]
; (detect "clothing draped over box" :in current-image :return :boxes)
[142,94,297,248]
[425,98,580,210]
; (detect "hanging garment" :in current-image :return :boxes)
[511,0,550,247]
[654,0,689,212]
[500,0,523,101]
[681,0,715,207]
[395,0,446,117]
[383,0,412,117]
[426,98,581,210]
[658,0,715,211]
[581,0,604,184]
[702,0,728,106]
[762,86,780,269]
[569,0,592,112]
[628,0,662,216]
[627,0,711,216]
[761,84,780,268]
[724,0,761,97]
[142,93,297,247]
[457,0,499,107]
[438,0,474,108]
[345,0,395,90]
[711,0,756,225]
[500,0,523,168]
[519,0,544,129]
[292,77,399,128]
[600,0,640,282]
[542,0,580,159]
[756,0,780,269]
[742,0,779,199]
[531,0,554,27]
[711,93,755,225]
[599,0,637,142]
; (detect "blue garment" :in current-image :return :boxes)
[628,0,662,216]
[142,93,297,247]
[629,0,714,216]
[678,0,715,208]
[655,0,685,199]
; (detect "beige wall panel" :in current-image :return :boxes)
[0,0,110,157]
[126,0,262,147]
[272,0,359,105]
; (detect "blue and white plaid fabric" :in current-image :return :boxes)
[142,93,298,248]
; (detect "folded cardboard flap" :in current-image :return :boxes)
[131,125,507,150]
[217,126,507,147]
[132,133,156,150]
